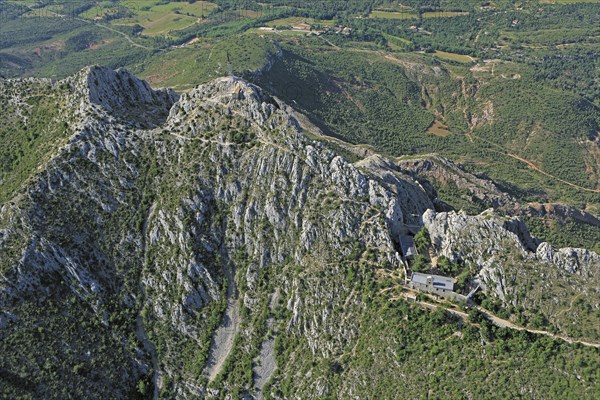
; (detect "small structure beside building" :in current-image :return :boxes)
[399,235,417,260]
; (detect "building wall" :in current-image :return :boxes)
[409,282,467,303]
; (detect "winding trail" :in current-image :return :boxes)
[41,8,155,51]
[391,288,600,349]
[471,134,600,193]
[88,20,154,50]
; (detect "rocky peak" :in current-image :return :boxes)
[170,76,287,129]
[69,65,179,127]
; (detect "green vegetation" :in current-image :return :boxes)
[369,10,417,20]
[0,83,71,202]
[0,295,145,399]
[1,2,599,396]
[524,216,600,253]
[434,50,475,63]
[139,33,277,90]
[107,1,218,37]
[254,47,437,155]
[262,261,600,399]
[414,227,431,253]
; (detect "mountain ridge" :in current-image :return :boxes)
[0,66,598,399]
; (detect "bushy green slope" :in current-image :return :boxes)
[254,46,440,153]
[253,41,600,207]
[473,79,599,188]
[0,81,71,202]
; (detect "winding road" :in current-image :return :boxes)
[392,289,600,349]
[38,7,155,51]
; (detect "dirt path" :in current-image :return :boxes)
[475,306,600,348]
[42,8,154,51]
[320,36,340,50]
[472,135,600,193]
[88,20,154,50]
[506,152,600,193]
[392,288,600,349]
[474,29,483,45]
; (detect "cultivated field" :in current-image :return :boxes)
[109,1,217,37]
[434,50,476,64]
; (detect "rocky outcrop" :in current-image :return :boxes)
[399,155,600,229]
[423,208,600,338]
[398,156,517,211]
[423,208,600,273]
[71,66,179,128]
[536,242,600,274]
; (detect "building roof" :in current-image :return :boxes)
[400,235,417,258]
[411,272,454,291]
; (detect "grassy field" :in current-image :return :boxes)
[422,11,470,18]
[427,120,450,137]
[109,1,218,37]
[139,33,276,90]
[434,50,476,64]
[369,10,417,19]
[370,10,469,20]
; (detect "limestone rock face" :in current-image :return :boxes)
[423,208,600,336]
[399,155,600,229]
[0,67,431,398]
[536,242,600,274]
[76,66,179,127]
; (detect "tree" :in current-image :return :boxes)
[411,254,429,272]
[468,307,483,324]
[136,380,147,396]
[414,227,431,253]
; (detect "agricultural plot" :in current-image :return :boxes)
[369,11,417,20]
[370,10,468,20]
[434,50,476,64]
[264,17,335,29]
[422,11,469,18]
[107,1,218,37]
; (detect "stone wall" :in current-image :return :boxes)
[408,282,467,302]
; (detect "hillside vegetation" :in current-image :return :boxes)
[0,68,598,399]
